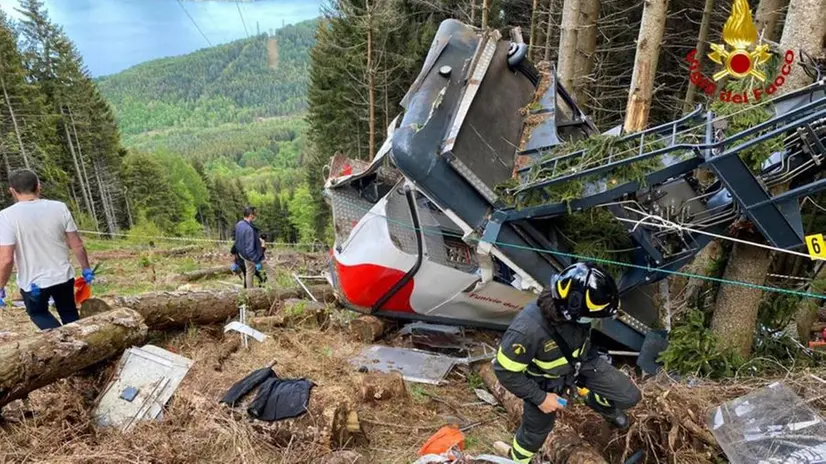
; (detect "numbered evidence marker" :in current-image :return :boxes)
[806,234,826,260]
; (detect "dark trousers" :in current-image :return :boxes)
[511,358,641,462]
[22,278,79,330]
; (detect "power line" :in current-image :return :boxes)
[176,0,212,47]
[235,0,250,38]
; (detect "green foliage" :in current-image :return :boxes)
[555,210,634,280]
[658,310,744,378]
[497,135,667,208]
[287,183,319,244]
[97,21,317,135]
[710,100,780,170]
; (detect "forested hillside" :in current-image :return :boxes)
[98,21,315,135]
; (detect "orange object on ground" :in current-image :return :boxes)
[74,279,92,305]
[417,425,465,457]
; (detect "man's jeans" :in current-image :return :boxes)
[21,278,79,330]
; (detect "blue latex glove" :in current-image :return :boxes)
[82,267,95,284]
[230,263,240,273]
[30,283,41,299]
[255,262,262,272]
[0,288,6,307]
[557,397,568,408]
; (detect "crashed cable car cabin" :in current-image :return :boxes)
[324,19,826,353]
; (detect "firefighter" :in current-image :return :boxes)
[492,262,641,463]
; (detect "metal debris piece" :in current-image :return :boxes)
[93,345,193,432]
[293,273,319,302]
[474,388,498,406]
[224,321,267,343]
[119,387,138,402]
[709,382,826,463]
[350,345,460,385]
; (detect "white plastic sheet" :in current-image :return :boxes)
[709,382,826,463]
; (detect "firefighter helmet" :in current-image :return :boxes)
[549,262,620,321]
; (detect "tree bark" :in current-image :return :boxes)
[349,315,388,342]
[710,244,772,358]
[477,363,608,464]
[482,0,489,29]
[70,108,98,230]
[623,0,669,133]
[358,372,407,402]
[778,0,826,92]
[755,0,789,42]
[63,109,94,224]
[250,315,287,330]
[529,0,541,61]
[0,308,148,408]
[177,265,233,282]
[573,0,599,107]
[796,264,826,342]
[683,0,716,113]
[557,0,582,92]
[0,73,29,169]
[366,0,376,160]
[114,285,335,330]
[544,0,556,62]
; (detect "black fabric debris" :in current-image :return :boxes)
[219,367,275,407]
[219,365,314,422]
[247,378,314,421]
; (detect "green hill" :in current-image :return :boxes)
[98,19,316,136]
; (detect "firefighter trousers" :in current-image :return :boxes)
[510,357,641,463]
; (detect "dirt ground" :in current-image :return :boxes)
[0,239,521,463]
[4,238,824,464]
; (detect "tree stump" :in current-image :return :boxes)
[349,315,387,342]
[358,372,407,403]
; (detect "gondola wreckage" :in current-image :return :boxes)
[324,18,826,363]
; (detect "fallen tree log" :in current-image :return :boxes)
[177,265,233,282]
[358,372,407,403]
[349,315,388,342]
[250,315,286,330]
[0,308,148,408]
[478,363,608,464]
[155,245,200,256]
[115,285,335,330]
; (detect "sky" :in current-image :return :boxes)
[0,0,322,76]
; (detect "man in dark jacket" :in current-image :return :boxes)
[492,262,641,463]
[233,206,265,289]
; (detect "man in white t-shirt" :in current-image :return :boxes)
[0,169,94,330]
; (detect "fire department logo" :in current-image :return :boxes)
[685,0,796,103]
[708,0,772,81]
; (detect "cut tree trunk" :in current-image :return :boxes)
[755,0,789,42]
[250,315,287,330]
[177,265,233,282]
[349,315,388,342]
[778,0,826,92]
[683,0,716,113]
[478,363,608,464]
[623,0,669,133]
[796,264,826,342]
[573,0,599,107]
[557,0,582,92]
[114,285,335,330]
[358,372,407,403]
[710,244,773,358]
[0,308,148,408]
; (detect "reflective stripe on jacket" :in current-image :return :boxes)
[493,302,591,405]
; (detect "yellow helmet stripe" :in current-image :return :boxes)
[556,279,571,298]
[586,290,609,312]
